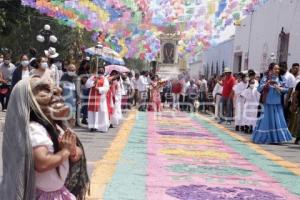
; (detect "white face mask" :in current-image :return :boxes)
[4,60,10,65]
[67,71,76,76]
[55,62,62,70]
[40,62,48,69]
[21,60,29,67]
[249,84,255,89]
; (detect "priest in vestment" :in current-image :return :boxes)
[85,67,110,132]
[106,75,116,123]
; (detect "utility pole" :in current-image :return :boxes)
[246,10,254,70]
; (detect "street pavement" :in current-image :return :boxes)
[0,110,300,200]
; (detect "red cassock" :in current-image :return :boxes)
[106,85,114,120]
[88,76,104,112]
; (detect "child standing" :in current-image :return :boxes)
[233,73,248,131]
[241,79,261,133]
[150,75,164,112]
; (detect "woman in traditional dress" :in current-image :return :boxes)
[0,76,89,199]
[150,75,165,112]
[252,64,292,144]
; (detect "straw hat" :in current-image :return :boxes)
[44,47,59,58]
[224,67,232,73]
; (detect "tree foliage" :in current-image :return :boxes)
[0,0,94,64]
[124,58,148,72]
[0,1,147,71]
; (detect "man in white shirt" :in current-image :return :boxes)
[290,63,300,86]
[198,75,208,113]
[137,71,149,111]
[213,75,223,120]
[45,47,61,86]
[280,62,296,123]
[179,77,190,111]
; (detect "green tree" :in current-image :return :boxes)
[124,58,148,72]
[0,0,94,64]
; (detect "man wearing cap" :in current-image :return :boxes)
[219,67,236,124]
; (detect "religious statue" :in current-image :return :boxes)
[163,43,175,64]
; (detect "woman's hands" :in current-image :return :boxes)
[273,84,284,93]
[59,128,83,162]
[59,129,76,154]
[33,127,82,173]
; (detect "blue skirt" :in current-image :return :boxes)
[252,104,292,144]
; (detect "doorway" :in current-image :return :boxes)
[233,52,242,73]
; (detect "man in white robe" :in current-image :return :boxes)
[111,78,123,126]
[85,68,110,132]
[233,74,248,131]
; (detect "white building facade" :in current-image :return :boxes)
[190,0,300,77]
[189,38,234,78]
[234,0,300,73]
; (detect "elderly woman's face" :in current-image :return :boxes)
[31,77,70,120]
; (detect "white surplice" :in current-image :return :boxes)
[241,88,261,128]
[233,82,248,126]
[85,75,110,132]
[111,80,123,126]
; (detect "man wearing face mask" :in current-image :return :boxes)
[280,62,295,123]
[55,59,64,79]
[12,54,31,89]
[0,54,16,111]
[60,64,78,127]
[85,65,110,132]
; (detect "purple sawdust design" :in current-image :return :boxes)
[166,185,284,200]
[157,130,207,137]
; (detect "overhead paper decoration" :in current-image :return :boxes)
[21,0,270,61]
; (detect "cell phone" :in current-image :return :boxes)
[269,80,277,85]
